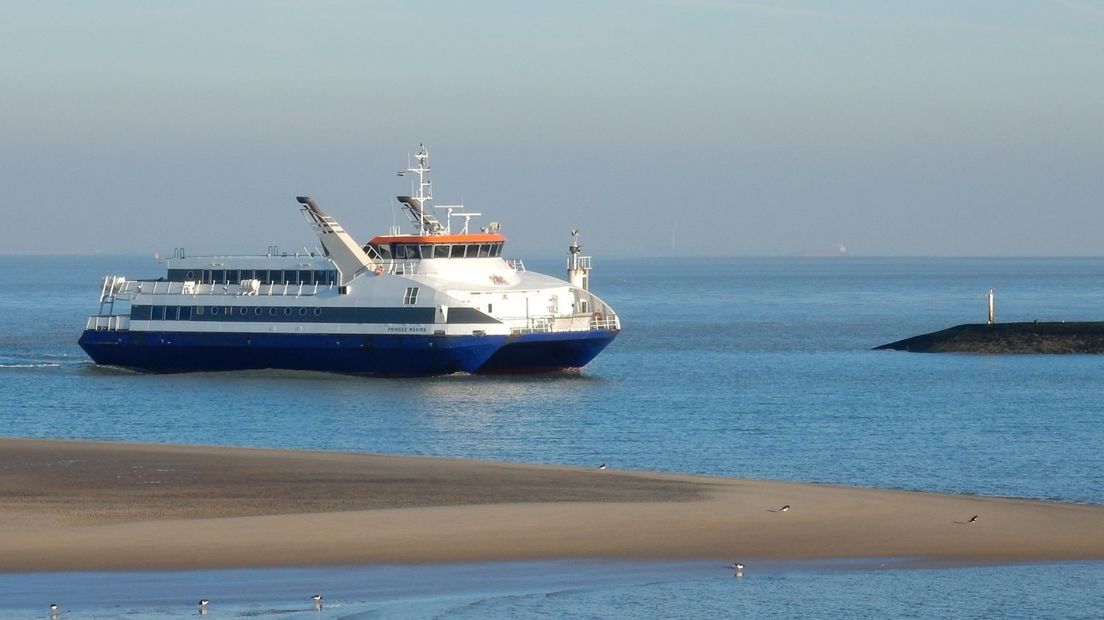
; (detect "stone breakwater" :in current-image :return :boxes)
[875,322,1104,354]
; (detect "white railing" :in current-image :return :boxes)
[506,258,526,272]
[85,315,130,331]
[117,279,334,298]
[506,312,620,334]
[590,314,619,331]
[388,261,421,276]
[566,255,592,270]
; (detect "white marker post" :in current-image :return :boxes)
[987,288,995,325]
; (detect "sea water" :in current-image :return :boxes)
[1,255,1103,618]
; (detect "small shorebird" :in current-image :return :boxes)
[49,603,59,617]
[777,505,790,512]
[968,515,979,523]
[734,562,745,578]
[598,463,607,470]
[311,594,323,602]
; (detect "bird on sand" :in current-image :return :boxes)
[968,515,979,523]
[777,505,790,512]
[598,463,607,470]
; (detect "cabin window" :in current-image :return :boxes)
[376,244,392,260]
[240,269,253,281]
[434,244,450,258]
[212,270,225,283]
[488,303,493,313]
[394,244,407,259]
[492,243,502,257]
[226,270,240,285]
[466,244,479,257]
[403,287,419,305]
[450,245,466,258]
[313,270,328,285]
[271,271,285,285]
[300,270,313,285]
[194,306,204,316]
[478,244,491,257]
[254,270,267,283]
[179,306,191,320]
[420,244,434,259]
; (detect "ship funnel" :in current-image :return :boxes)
[297,196,376,287]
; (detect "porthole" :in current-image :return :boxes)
[255,307,263,315]
[211,307,219,316]
[239,307,248,316]
[269,307,277,316]
[299,308,307,316]
[186,271,194,279]
[284,307,292,315]
[313,308,322,316]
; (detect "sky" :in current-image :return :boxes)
[1,0,1102,257]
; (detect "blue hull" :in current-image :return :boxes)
[475,329,619,374]
[78,330,506,377]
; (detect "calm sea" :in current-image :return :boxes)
[2,255,1103,618]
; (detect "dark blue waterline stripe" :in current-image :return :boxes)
[77,330,509,376]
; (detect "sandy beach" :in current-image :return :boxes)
[1,437,1102,572]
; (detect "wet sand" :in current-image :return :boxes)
[1,437,1102,572]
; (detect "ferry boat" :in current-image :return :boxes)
[77,145,620,376]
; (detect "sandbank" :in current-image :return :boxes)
[1,437,1102,572]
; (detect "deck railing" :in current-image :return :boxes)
[85,315,130,331]
[506,312,620,334]
[103,279,335,302]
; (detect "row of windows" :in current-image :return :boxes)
[129,302,500,325]
[166,269,339,285]
[367,242,503,260]
[134,305,325,321]
[135,289,421,321]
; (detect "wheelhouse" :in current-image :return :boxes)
[365,234,507,261]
